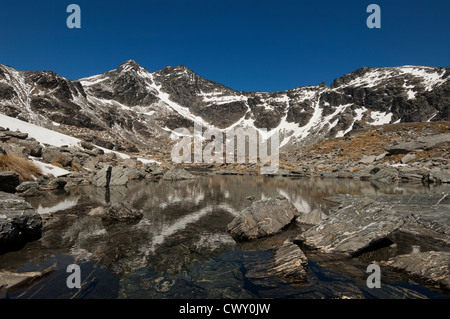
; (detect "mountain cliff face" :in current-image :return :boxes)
[0,60,448,155]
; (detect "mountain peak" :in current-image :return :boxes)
[118,59,144,72]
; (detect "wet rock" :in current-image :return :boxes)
[0,191,42,252]
[0,171,20,193]
[38,177,67,191]
[0,266,54,297]
[227,196,300,240]
[380,251,450,290]
[89,202,143,224]
[296,196,406,256]
[296,193,450,257]
[15,181,40,196]
[295,208,326,226]
[162,166,196,181]
[268,240,308,283]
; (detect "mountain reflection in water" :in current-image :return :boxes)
[1,175,449,299]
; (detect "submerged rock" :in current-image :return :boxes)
[0,266,54,297]
[227,196,300,240]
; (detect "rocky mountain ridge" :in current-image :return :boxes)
[0,60,448,155]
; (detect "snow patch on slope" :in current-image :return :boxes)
[0,113,159,164]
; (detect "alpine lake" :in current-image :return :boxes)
[1,174,449,299]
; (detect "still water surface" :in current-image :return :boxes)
[1,175,449,299]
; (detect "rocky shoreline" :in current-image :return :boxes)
[226,193,450,293]
[1,123,449,298]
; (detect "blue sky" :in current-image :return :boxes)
[0,0,449,92]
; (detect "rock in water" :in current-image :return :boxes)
[0,266,54,296]
[296,193,450,257]
[0,191,42,252]
[162,166,195,181]
[0,171,20,193]
[268,240,308,283]
[227,196,300,240]
[380,251,450,290]
[89,202,143,224]
[296,195,406,256]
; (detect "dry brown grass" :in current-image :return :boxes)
[71,162,83,172]
[0,154,43,181]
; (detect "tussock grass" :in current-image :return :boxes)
[0,154,43,181]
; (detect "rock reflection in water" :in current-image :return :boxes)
[1,175,449,299]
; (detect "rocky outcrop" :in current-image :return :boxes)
[1,62,449,154]
[295,208,326,226]
[227,196,300,240]
[295,193,450,257]
[385,133,450,155]
[162,166,196,181]
[94,165,145,187]
[88,202,143,224]
[0,191,42,252]
[0,171,20,193]
[267,240,308,283]
[380,251,450,290]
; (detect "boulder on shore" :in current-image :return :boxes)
[0,191,42,252]
[227,196,300,240]
[162,166,196,181]
[0,171,20,193]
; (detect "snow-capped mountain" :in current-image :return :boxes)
[0,60,448,154]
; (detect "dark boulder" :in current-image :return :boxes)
[0,191,42,252]
[0,171,20,193]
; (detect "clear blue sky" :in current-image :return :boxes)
[1,0,449,92]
